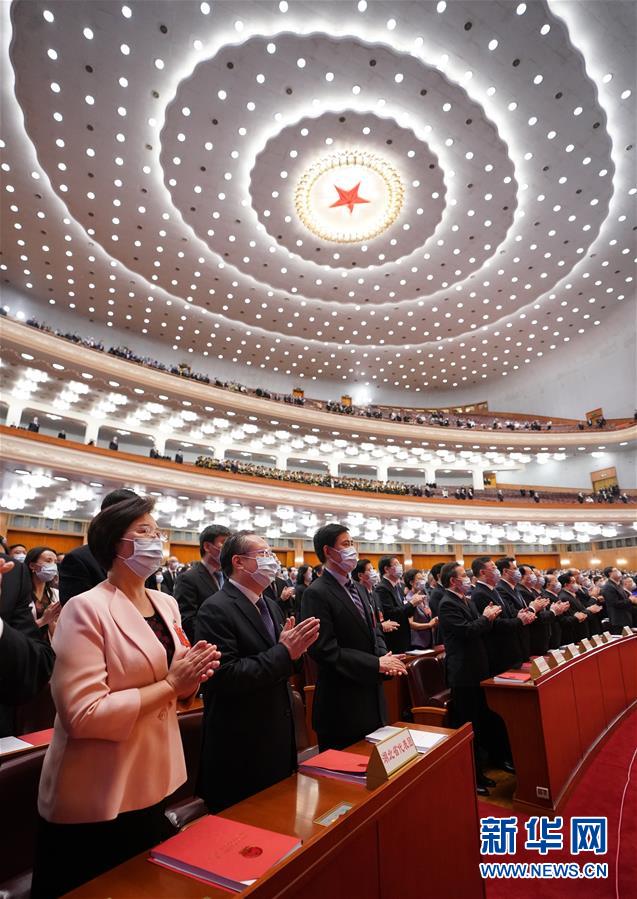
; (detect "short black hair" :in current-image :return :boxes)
[558,572,574,587]
[403,568,422,589]
[379,555,398,576]
[471,556,492,578]
[218,530,257,578]
[199,524,232,556]
[602,566,615,578]
[25,546,57,567]
[440,561,463,588]
[88,495,155,571]
[296,564,310,585]
[313,523,349,563]
[312,564,323,579]
[8,543,27,552]
[352,558,372,582]
[430,561,445,582]
[518,565,533,578]
[496,556,516,574]
[101,488,138,510]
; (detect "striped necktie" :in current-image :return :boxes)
[345,580,368,623]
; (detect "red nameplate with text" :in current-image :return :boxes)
[149,815,301,892]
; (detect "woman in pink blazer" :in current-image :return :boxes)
[31,494,220,898]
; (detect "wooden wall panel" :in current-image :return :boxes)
[411,554,455,569]
[6,530,83,554]
[169,543,200,563]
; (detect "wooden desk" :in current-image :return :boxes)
[483,635,637,814]
[67,723,484,899]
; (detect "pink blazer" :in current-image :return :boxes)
[38,582,188,823]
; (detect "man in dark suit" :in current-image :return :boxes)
[374,556,423,653]
[471,556,532,675]
[0,558,55,736]
[301,525,406,751]
[496,557,533,661]
[438,561,501,795]
[558,573,593,641]
[569,569,604,634]
[542,575,573,648]
[161,555,182,595]
[195,532,319,813]
[427,561,445,644]
[518,566,552,656]
[175,524,232,642]
[58,488,138,604]
[602,566,637,632]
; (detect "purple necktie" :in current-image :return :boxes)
[346,581,368,623]
[256,596,276,643]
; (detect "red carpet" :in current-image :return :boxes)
[480,708,637,899]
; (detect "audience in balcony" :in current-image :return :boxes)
[20,316,628,432]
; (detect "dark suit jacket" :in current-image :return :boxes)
[0,558,55,736]
[174,561,223,643]
[518,585,551,656]
[194,581,295,813]
[542,590,565,649]
[58,544,105,605]
[471,582,524,674]
[161,568,178,595]
[558,589,590,642]
[428,583,445,644]
[301,570,387,750]
[602,580,635,632]
[374,577,415,653]
[438,590,492,687]
[496,580,530,660]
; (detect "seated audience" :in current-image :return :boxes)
[31,494,220,899]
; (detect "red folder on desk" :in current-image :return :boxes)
[298,749,369,783]
[149,815,301,891]
[493,670,531,683]
[20,728,53,746]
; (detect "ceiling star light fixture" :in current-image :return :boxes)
[294,149,404,243]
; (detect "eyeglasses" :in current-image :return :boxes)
[124,528,169,541]
[239,550,275,559]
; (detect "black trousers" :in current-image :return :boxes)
[449,685,511,774]
[30,800,175,898]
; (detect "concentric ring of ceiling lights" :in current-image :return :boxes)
[3,1,630,392]
[293,148,405,245]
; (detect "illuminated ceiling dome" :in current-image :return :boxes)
[1,1,634,392]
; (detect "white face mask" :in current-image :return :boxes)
[155,573,164,583]
[390,564,403,579]
[35,563,58,583]
[369,570,380,586]
[455,577,472,596]
[244,554,279,588]
[207,543,222,565]
[329,545,358,574]
[13,552,27,563]
[117,538,165,579]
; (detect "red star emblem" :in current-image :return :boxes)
[329,181,370,214]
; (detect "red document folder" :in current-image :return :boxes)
[493,670,531,683]
[298,749,369,783]
[149,815,301,892]
[20,728,53,746]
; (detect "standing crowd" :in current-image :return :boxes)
[2,493,637,896]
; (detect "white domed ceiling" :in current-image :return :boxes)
[1,0,635,392]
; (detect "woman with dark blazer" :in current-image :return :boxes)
[294,564,313,618]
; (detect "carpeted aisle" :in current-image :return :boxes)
[480,708,637,899]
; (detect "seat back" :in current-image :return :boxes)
[167,707,203,805]
[0,747,47,886]
[407,654,447,707]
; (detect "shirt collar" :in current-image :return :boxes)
[202,558,221,579]
[229,577,260,605]
[476,580,495,590]
[324,564,349,588]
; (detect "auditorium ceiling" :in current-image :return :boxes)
[1,1,635,393]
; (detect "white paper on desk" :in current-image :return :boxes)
[0,736,32,755]
[406,649,430,655]
[365,726,445,753]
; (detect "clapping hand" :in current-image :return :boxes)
[379,652,408,676]
[166,640,221,698]
[279,616,320,659]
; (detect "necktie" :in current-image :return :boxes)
[256,596,276,643]
[345,581,368,624]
